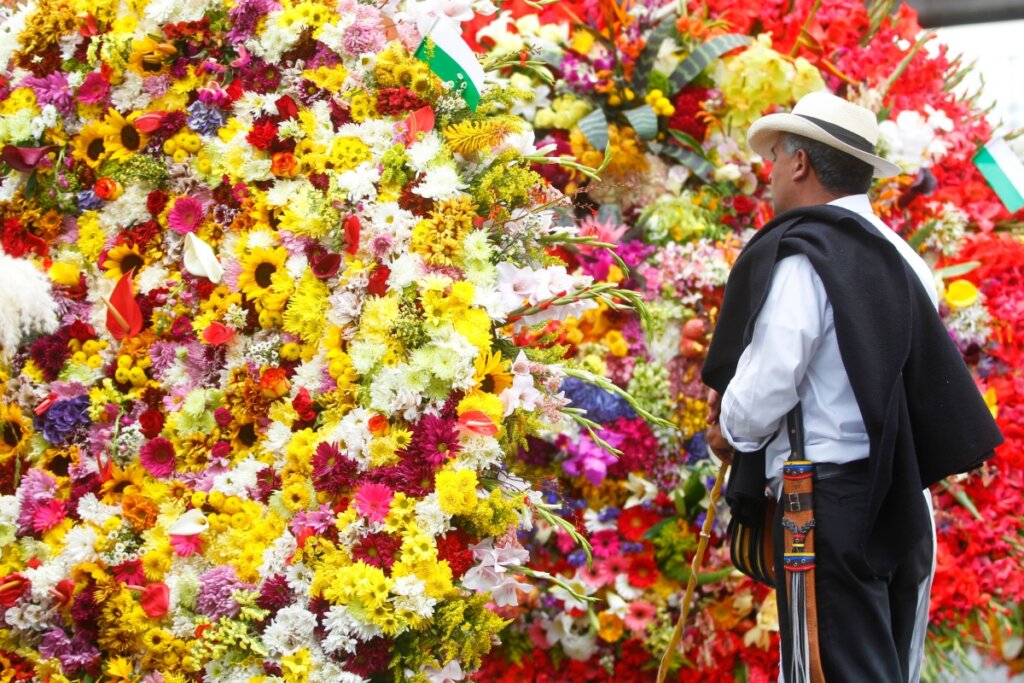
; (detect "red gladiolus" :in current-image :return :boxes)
[344,215,360,255]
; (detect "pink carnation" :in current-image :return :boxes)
[353,482,393,522]
[31,499,67,533]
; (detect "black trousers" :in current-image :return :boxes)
[773,465,934,682]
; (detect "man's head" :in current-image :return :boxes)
[747,91,899,213]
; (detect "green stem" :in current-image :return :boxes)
[879,32,935,99]
[563,367,677,431]
[940,480,984,522]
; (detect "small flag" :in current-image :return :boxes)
[104,271,144,340]
[415,16,486,112]
[974,138,1024,213]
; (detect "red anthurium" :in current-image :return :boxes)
[458,410,499,436]
[105,271,144,340]
[0,573,29,608]
[404,106,435,140]
[49,579,76,608]
[202,321,235,345]
[141,582,170,618]
[344,215,360,255]
[134,112,166,133]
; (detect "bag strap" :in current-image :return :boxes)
[786,403,804,459]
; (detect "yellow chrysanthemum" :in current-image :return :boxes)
[435,468,478,516]
[102,243,146,279]
[283,271,330,343]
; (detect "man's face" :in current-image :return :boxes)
[768,139,795,215]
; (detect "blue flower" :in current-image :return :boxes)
[39,395,91,445]
[187,101,227,136]
[559,377,636,423]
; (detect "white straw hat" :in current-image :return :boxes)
[747,91,900,178]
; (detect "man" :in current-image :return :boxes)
[700,91,1003,682]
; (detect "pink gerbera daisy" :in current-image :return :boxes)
[31,499,67,533]
[139,437,176,478]
[353,482,394,522]
[167,196,205,234]
[623,600,657,632]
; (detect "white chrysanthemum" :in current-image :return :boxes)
[263,604,319,655]
[323,605,382,654]
[0,3,31,69]
[391,574,436,619]
[415,492,453,537]
[385,253,425,291]
[263,421,294,462]
[212,457,264,499]
[266,179,309,206]
[76,494,121,527]
[348,339,386,376]
[326,289,364,327]
[0,253,59,359]
[98,184,152,233]
[109,71,151,112]
[457,435,503,471]
[3,602,55,633]
[260,532,298,580]
[412,164,467,201]
[407,131,445,172]
[204,660,263,683]
[334,162,381,202]
[291,354,326,393]
[330,406,374,468]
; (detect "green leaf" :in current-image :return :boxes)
[933,261,981,281]
[667,34,752,93]
[24,170,38,199]
[643,516,675,541]
[630,20,679,93]
[650,141,713,182]
[667,129,710,158]
[682,471,705,513]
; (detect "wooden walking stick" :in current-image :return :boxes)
[656,461,730,683]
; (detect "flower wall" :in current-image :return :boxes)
[463,1,1024,681]
[0,0,661,680]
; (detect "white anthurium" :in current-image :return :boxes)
[182,233,224,283]
[623,472,658,508]
[167,508,209,536]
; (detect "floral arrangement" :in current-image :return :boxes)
[0,0,671,680]
[464,0,1024,681]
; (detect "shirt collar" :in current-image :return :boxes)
[827,194,873,214]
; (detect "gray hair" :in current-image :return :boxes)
[779,133,874,196]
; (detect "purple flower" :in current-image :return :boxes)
[195,566,255,619]
[39,395,91,444]
[22,72,75,117]
[405,414,461,466]
[186,101,227,136]
[227,0,281,43]
[38,628,100,675]
[343,11,386,56]
[562,430,623,486]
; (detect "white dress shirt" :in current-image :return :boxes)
[719,195,938,482]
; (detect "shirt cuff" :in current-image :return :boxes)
[719,389,774,453]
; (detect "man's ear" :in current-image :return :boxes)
[792,148,812,181]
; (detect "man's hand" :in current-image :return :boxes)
[706,422,734,466]
[706,389,721,425]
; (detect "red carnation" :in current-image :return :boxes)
[138,409,165,439]
[246,120,278,150]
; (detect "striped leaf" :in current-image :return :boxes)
[578,108,610,151]
[650,141,714,182]
[667,34,751,93]
[630,20,679,92]
[622,104,658,140]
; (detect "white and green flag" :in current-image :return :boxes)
[974,137,1024,213]
[415,15,486,112]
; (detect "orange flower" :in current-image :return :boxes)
[271,151,299,177]
[259,367,291,399]
[94,177,123,200]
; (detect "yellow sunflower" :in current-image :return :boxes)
[101,108,148,162]
[237,246,289,300]
[103,243,146,280]
[0,403,30,460]
[473,350,513,395]
[99,463,147,503]
[70,121,110,169]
